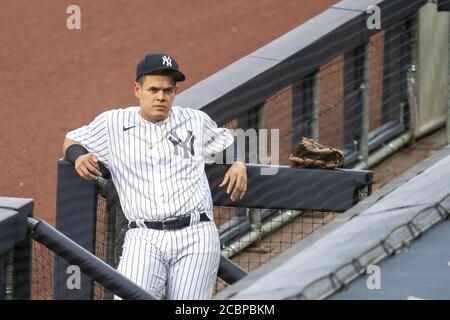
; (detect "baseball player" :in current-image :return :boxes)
[62,52,247,300]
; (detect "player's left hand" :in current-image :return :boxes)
[219,161,247,202]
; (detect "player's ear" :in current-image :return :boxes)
[174,84,179,94]
[133,81,141,99]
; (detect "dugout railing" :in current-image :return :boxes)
[51,160,372,299]
[1,160,371,300]
[0,197,156,300]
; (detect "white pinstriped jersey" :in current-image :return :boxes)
[66,106,234,223]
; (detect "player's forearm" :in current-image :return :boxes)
[62,137,82,155]
[62,138,89,165]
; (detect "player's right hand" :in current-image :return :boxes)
[74,153,102,180]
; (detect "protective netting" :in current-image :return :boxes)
[31,241,54,300]
[94,196,109,300]
[213,207,336,293]
[215,13,418,168]
[93,200,337,297]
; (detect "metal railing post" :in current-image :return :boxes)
[359,42,371,167]
[312,72,321,141]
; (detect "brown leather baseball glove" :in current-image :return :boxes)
[289,137,344,169]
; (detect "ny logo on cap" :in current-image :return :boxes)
[162,55,172,67]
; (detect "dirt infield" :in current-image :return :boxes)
[0,0,339,224]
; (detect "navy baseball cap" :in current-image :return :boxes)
[136,52,186,82]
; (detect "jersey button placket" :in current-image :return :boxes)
[150,125,164,210]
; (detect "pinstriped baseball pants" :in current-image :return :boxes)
[115,220,221,300]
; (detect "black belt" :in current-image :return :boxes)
[129,212,210,230]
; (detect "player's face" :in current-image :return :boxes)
[134,75,177,123]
